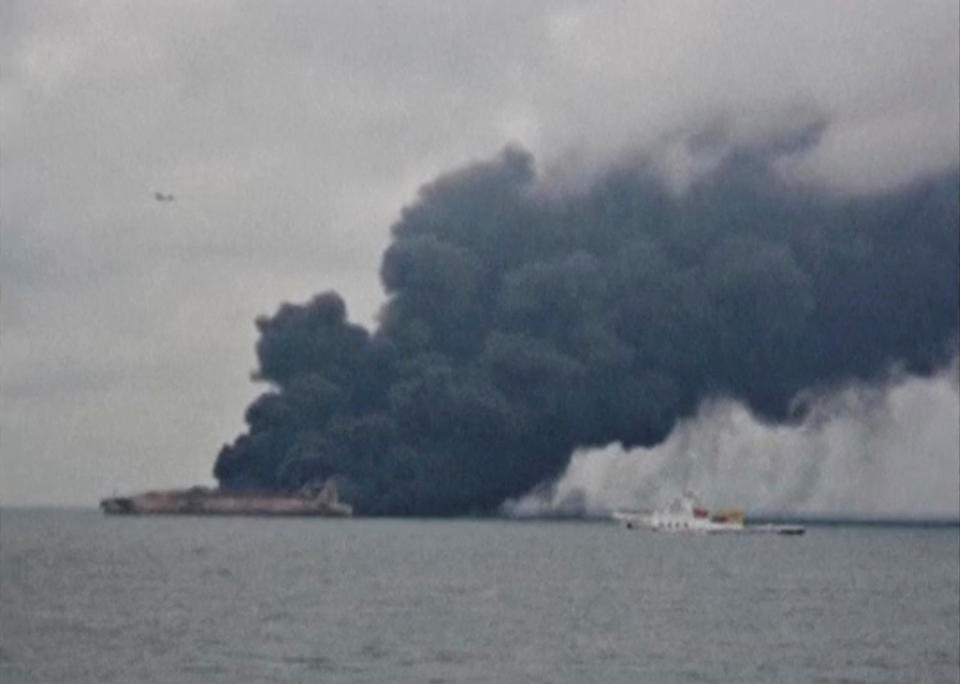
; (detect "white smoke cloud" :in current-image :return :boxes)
[506,360,960,518]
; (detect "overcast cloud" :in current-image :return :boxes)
[2,1,957,506]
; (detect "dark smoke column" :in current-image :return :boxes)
[214,144,959,515]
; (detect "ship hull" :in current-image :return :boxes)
[100,485,353,517]
[100,499,353,517]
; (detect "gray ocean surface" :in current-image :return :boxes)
[1,509,957,684]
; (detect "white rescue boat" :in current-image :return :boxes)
[613,491,804,535]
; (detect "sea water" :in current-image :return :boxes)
[1,509,957,683]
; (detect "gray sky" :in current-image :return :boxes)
[3,1,958,506]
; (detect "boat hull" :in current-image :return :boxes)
[100,484,353,517]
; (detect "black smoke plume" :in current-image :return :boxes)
[214,140,959,515]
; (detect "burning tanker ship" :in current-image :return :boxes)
[100,480,352,517]
[99,145,957,518]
